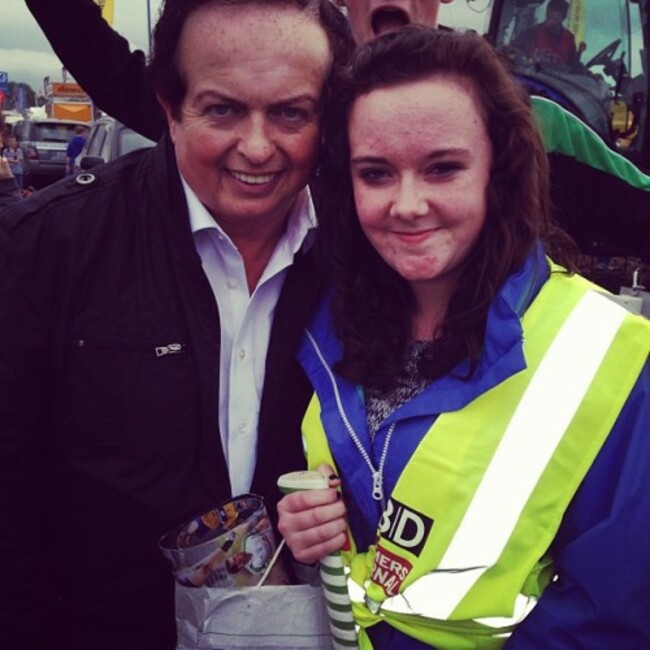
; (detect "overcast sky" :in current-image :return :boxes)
[0,0,493,94]
[1,0,640,95]
[1,0,164,92]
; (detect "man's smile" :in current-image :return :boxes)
[227,170,278,185]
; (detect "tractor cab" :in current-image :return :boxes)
[440,0,649,170]
[440,0,650,313]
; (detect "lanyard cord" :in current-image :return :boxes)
[305,329,396,506]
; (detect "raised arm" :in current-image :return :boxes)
[25,0,165,141]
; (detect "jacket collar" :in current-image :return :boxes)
[299,243,551,419]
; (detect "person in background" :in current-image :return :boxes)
[1,134,24,189]
[23,0,650,272]
[513,0,577,67]
[277,26,650,650]
[0,1,351,649]
[65,123,88,175]
[0,155,22,207]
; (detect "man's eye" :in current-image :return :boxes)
[274,107,309,123]
[208,104,234,117]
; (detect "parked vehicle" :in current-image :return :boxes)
[1,110,23,130]
[78,115,155,170]
[12,117,89,188]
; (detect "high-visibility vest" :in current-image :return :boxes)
[302,269,649,649]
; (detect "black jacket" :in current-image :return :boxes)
[0,136,322,649]
[0,177,21,208]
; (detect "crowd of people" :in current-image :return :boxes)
[0,1,648,650]
[0,111,81,199]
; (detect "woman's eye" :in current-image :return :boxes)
[358,168,390,183]
[429,162,463,176]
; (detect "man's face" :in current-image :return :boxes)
[546,8,566,30]
[339,0,452,45]
[162,4,331,240]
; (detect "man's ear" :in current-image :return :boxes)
[157,93,178,143]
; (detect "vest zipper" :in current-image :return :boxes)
[305,329,395,506]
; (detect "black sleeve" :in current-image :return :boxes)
[0,211,57,646]
[0,178,22,208]
[25,0,166,141]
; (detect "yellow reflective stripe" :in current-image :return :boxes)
[348,578,365,604]
[473,594,537,628]
[303,393,338,470]
[381,291,627,619]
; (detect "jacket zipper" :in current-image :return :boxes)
[76,339,186,357]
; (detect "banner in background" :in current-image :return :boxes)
[567,0,585,46]
[93,0,115,26]
[14,85,27,112]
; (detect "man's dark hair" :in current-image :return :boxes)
[149,0,352,120]
[547,0,570,18]
[317,26,576,389]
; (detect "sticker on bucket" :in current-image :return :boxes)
[160,494,287,588]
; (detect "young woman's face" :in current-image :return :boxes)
[349,74,492,296]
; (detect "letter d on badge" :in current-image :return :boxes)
[379,498,433,557]
[393,509,426,549]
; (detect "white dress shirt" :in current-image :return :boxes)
[182,178,317,496]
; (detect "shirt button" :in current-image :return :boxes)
[238,421,248,433]
[238,348,246,360]
[227,279,237,289]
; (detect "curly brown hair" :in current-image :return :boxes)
[315,26,576,389]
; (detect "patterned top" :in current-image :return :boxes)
[365,340,432,438]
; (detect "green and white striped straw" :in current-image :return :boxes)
[278,471,359,650]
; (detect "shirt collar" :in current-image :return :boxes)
[182,176,317,255]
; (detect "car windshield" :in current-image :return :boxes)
[34,122,82,143]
